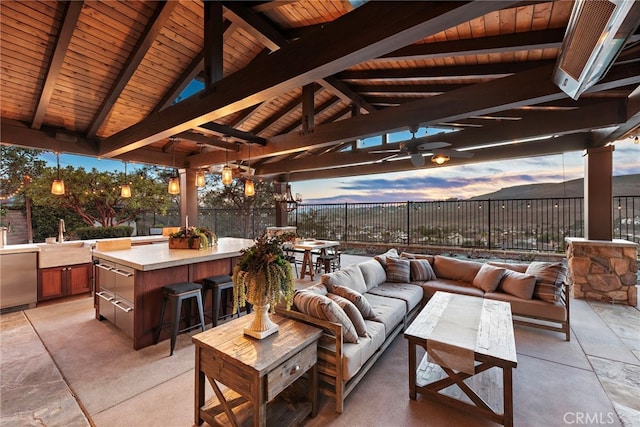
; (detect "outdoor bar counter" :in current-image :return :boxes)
[92,237,255,350]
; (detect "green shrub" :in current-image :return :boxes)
[75,226,133,240]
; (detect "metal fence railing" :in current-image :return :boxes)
[135,196,640,253]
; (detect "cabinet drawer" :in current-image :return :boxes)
[267,342,316,400]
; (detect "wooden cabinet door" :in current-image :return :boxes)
[38,267,65,301]
[68,263,92,295]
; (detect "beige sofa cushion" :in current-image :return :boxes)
[358,259,387,290]
[499,270,537,300]
[526,262,567,302]
[332,284,376,319]
[319,320,386,381]
[328,293,368,337]
[322,264,368,294]
[363,293,406,338]
[366,283,423,313]
[484,292,567,322]
[386,257,410,282]
[433,256,483,282]
[409,259,436,281]
[472,263,506,292]
[293,290,358,343]
[422,279,485,299]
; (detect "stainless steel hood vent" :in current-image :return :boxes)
[552,0,640,100]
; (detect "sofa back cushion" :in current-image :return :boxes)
[409,259,436,281]
[433,256,483,282]
[401,252,434,265]
[488,261,528,273]
[293,290,358,343]
[332,285,376,319]
[472,263,506,292]
[322,264,368,294]
[358,259,387,290]
[327,294,368,337]
[525,262,567,302]
[499,270,537,300]
[385,257,411,282]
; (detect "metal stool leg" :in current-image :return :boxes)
[170,296,182,356]
[195,292,205,333]
[155,294,167,345]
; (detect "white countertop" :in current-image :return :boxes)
[92,237,255,271]
[0,243,40,255]
[0,235,169,255]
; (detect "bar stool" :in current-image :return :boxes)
[155,282,205,356]
[201,275,249,327]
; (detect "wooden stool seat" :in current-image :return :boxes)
[201,275,247,327]
[155,282,205,356]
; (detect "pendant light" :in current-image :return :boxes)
[168,141,180,195]
[51,152,65,195]
[221,136,233,185]
[121,161,131,198]
[195,170,206,187]
[244,145,255,197]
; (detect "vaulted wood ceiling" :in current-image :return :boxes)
[1,1,639,182]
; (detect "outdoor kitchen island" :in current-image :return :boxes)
[92,237,255,350]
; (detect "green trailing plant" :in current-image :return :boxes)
[169,226,216,249]
[232,231,296,314]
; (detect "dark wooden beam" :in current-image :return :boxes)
[204,1,224,89]
[251,85,323,135]
[355,83,468,95]
[174,131,240,151]
[100,1,516,157]
[31,1,84,130]
[318,76,377,113]
[86,1,178,138]
[378,28,566,61]
[2,120,97,156]
[337,61,554,81]
[301,83,315,133]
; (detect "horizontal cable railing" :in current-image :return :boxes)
[136,196,639,253]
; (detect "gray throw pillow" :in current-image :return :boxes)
[328,293,368,337]
[332,284,376,319]
[293,290,358,343]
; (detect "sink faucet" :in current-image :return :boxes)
[58,219,65,243]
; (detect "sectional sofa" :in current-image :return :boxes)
[276,249,569,413]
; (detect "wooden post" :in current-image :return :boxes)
[584,146,613,240]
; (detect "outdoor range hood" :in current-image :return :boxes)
[553,0,640,100]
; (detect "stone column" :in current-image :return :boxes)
[565,237,638,306]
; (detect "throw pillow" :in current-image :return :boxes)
[332,285,376,319]
[499,270,537,300]
[386,257,410,282]
[409,259,436,281]
[472,263,506,292]
[322,265,368,294]
[328,293,368,337]
[374,248,399,269]
[525,262,567,303]
[293,290,358,343]
[401,252,435,264]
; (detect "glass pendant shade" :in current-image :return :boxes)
[431,154,450,165]
[168,176,180,195]
[51,179,65,195]
[120,184,132,198]
[244,179,255,197]
[221,165,233,185]
[195,170,206,187]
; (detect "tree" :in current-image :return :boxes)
[27,164,174,227]
[0,146,46,202]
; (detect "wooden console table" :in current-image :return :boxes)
[192,314,322,426]
[405,292,518,427]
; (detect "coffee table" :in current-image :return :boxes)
[404,292,518,427]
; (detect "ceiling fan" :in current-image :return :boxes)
[370,128,474,167]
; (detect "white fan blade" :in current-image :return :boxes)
[410,153,425,167]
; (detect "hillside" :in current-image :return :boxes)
[471,174,640,200]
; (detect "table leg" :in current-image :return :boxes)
[504,366,514,427]
[300,250,314,280]
[194,347,204,426]
[310,363,318,417]
[408,340,416,400]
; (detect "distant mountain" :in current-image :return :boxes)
[471,174,639,200]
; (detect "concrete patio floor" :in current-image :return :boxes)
[1,254,639,427]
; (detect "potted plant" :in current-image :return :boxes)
[232,231,296,339]
[168,226,216,250]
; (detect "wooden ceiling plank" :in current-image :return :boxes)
[378,28,565,61]
[2,120,97,156]
[86,1,178,138]
[100,1,517,158]
[31,1,84,130]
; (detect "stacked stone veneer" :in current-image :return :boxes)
[565,238,638,306]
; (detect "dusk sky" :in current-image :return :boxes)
[41,138,639,203]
